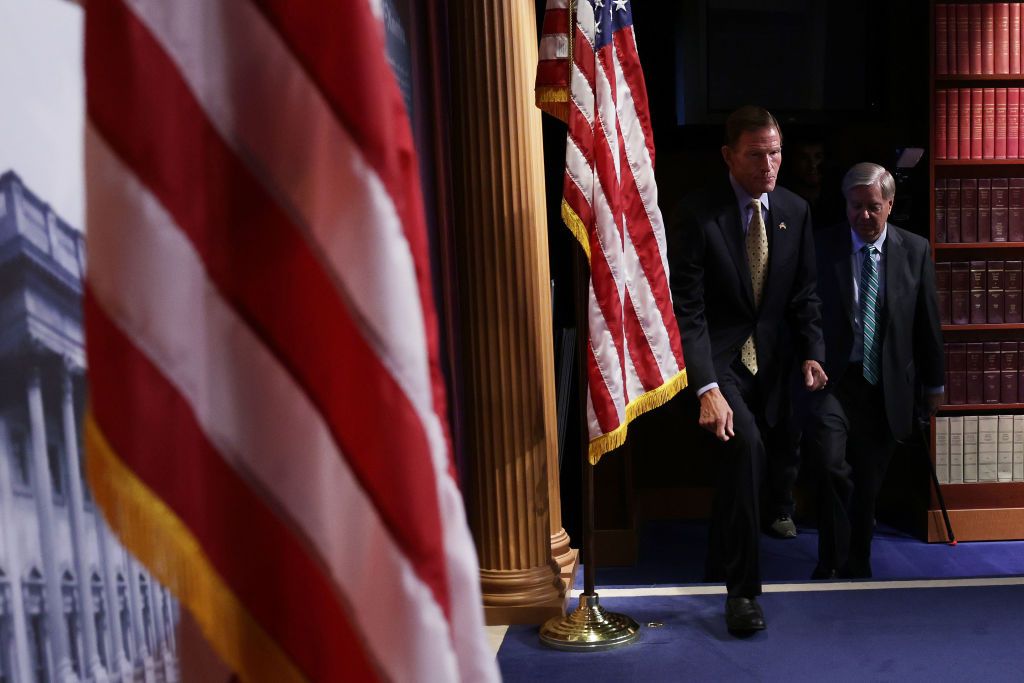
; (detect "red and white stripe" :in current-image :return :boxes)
[540,0,686,460]
[85,0,498,680]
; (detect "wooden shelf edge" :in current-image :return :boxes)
[926,507,1024,542]
[935,242,1024,249]
[938,403,1024,412]
[934,159,1024,166]
[936,74,1024,82]
[941,323,1024,330]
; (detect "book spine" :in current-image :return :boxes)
[979,178,993,241]
[985,341,1003,402]
[961,178,978,242]
[979,414,999,482]
[997,2,1011,73]
[950,415,965,483]
[985,3,996,73]
[1013,3,1022,74]
[935,416,950,484]
[949,342,967,404]
[937,89,948,159]
[1015,414,1024,480]
[967,341,985,404]
[989,259,1006,323]
[965,415,980,482]
[1010,88,1021,158]
[996,87,1008,158]
[993,178,1010,240]
[961,87,974,158]
[1005,260,1022,322]
[937,261,952,324]
[938,3,950,75]
[972,87,985,159]
[1010,178,1024,240]
[970,259,988,323]
[1002,339,1019,402]
[999,413,1014,481]
[958,4,974,75]
[984,87,997,158]
[948,179,963,242]
[952,260,970,323]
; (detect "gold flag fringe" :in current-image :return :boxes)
[536,86,570,123]
[587,369,688,464]
[84,412,308,683]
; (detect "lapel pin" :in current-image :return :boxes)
[778,221,787,230]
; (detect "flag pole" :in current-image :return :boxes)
[538,242,640,651]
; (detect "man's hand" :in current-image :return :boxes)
[802,360,828,391]
[699,387,735,441]
[925,392,943,417]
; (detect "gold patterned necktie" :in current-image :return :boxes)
[740,198,768,375]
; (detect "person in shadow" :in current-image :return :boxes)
[806,162,944,579]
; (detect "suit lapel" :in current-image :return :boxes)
[715,189,755,308]
[883,224,906,335]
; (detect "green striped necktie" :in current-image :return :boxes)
[860,244,881,385]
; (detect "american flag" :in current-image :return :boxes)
[537,0,687,461]
[83,1,498,681]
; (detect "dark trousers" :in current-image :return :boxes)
[807,364,896,577]
[705,362,766,598]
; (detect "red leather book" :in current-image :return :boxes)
[992,177,1010,240]
[984,87,997,158]
[972,87,985,158]
[1002,340,1018,403]
[971,259,988,323]
[952,260,971,323]
[961,178,978,242]
[996,88,1008,158]
[1005,260,1022,323]
[967,342,985,404]
[1009,88,1020,158]
[984,341,1002,403]
[984,4,996,73]
[949,342,967,405]
[938,4,950,74]
[947,179,962,242]
[997,3,1011,73]
[1010,178,1024,240]
[1013,3,1022,74]
[937,261,952,324]
[965,4,978,74]
[936,179,947,243]
[960,87,973,157]
[946,89,958,159]
[988,260,1005,323]
[979,178,993,241]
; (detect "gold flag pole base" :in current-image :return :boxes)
[538,593,640,651]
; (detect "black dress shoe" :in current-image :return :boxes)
[811,565,838,580]
[725,597,766,634]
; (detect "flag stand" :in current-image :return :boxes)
[539,245,640,652]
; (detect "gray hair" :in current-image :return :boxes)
[841,162,895,200]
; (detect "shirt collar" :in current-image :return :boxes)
[850,224,888,255]
[729,174,770,214]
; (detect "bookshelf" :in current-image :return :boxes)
[930,1,1024,541]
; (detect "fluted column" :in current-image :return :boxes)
[96,517,130,679]
[60,362,107,682]
[0,419,37,683]
[448,0,570,624]
[26,366,77,682]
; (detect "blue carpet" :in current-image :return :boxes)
[591,519,1024,587]
[499,584,1024,682]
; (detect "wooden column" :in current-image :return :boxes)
[448,0,572,624]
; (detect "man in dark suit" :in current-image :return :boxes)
[807,162,944,579]
[668,106,828,634]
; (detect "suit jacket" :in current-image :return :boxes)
[814,222,945,440]
[668,180,825,426]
